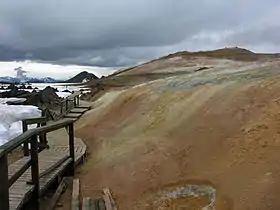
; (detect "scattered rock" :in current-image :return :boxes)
[195,67,210,72]
[18,84,26,89]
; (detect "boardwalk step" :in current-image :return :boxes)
[64,113,82,119]
[5,99,89,210]
[26,155,69,184]
[75,105,91,110]
[70,108,88,114]
[9,157,72,210]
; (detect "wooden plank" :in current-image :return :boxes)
[103,189,118,210]
[9,159,31,187]
[70,108,88,114]
[68,123,75,176]
[47,177,68,210]
[98,198,106,210]
[72,179,80,210]
[75,105,91,109]
[9,158,72,210]
[65,113,82,118]
[8,156,83,210]
[103,194,112,210]
[93,199,100,210]
[82,197,92,210]
[9,183,34,210]
[26,155,69,184]
[30,135,39,210]
[39,158,72,195]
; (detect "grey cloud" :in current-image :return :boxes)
[223,25,280,46]
[0,0,280,67]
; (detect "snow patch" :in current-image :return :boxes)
[0,98,26,104]
[0,104,41,146]
[57,92,72,98]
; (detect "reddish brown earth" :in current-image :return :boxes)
[57,49,280,209]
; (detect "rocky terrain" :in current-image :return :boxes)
[0,84,63,117]
[59,48,280,210]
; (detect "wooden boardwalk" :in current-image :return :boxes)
[2,99,91,210]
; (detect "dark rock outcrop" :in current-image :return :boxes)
[64,71,99,83]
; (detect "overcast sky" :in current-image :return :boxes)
[0,0,280,78]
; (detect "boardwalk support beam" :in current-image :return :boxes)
[22,121,29,156]
[68,122,75,176]
[0,151,9,210]
[30,135,40,210]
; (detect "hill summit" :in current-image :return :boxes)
[163,47,278,61]
[65,71,98,83]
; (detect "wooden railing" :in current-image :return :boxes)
[22,117,48,156]
[0,118,75,210]
[41,92,81,121]
[60,92,80,116]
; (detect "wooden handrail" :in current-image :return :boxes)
[23,117,47,125]
[22,117,47,156]
[0,118,75,210]
[8,159,31,187]
[0,119,74,155]
[60,93,81,116]
[0,91,80,210]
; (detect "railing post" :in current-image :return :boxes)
[65,99,69,113]
[68,123,75,176]
[0,152,9,210]
[60,102,63,116]
[22,120,29,156]
[39,123,47,150]
[74,96,77,107]
[30,135,40,210]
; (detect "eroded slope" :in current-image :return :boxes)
[76,55,280,209]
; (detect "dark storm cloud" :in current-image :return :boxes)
[0,0,280,67]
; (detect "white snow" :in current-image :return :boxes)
[0,98,26,104]
[31,83,81,92]
[57,92,72,98]
[31,83,86,98]
[0,82,92,146]
[0,104,41,146]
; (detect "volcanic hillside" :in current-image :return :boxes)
[87,47,279,88]
[72,47,280,210]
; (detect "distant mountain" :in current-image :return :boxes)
[64,71,99,83]
[27,77,59,83]
[0,77,21,84]
[0,76,60,83]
